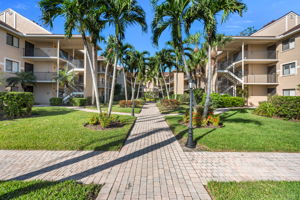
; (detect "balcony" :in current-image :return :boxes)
[23,48,71,61]
[218,50,278,70]
[98,82,111,89]
[245,74,278,84]
[34,72,57,82]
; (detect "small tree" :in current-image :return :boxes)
[240,26,257,36]
[6,72,36,91]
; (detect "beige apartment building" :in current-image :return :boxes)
[217,11,300,106]
[0,8,121,104]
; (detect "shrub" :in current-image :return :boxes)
[71,98,87,106]
[201,93,245,108]
[178,93,190,104]
[119,100,142,108]
[0,92,34,119]
[49,97,63,106]
[160,99,180,110]
[254,102,276,117]
[254,96,300,120]
[183,105,215,127]
[194,88,205,104]
[87,113,120,128]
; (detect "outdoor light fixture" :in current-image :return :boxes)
[185,79,196,148]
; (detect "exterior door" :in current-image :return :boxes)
[25,63,34,73]
[25,41,34,56]
[267,66,276,83]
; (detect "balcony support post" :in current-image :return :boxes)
[84,45,87,97]
[56,40,60,98]
[242,42,245,90]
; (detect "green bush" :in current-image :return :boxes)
[87,113,120,128]
[160,99,180,111]
[201,93,245,108]
[71,98,87,106]
[194,88,205,104]
[49,97,63,106]
[254,96,300,120]
[0,92,34,119]
[254,102,276,117]
[178,93,190,104]
[270,96,300,119]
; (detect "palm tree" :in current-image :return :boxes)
[119,42,134,103]
[56,70,75,89]
[186,0,246,118]
[39,0,104,113]
[6,72,36,91]
[103,0,147,116]
[102,35,116,104]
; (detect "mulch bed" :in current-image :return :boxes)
[84,122,125,131]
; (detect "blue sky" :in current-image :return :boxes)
[1,0,300,56]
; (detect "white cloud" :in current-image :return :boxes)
[14,3,29,10]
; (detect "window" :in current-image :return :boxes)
[282,62,296,75]
[282,38,295,51]
[5,59,20,72]
[283,89,296,96]
[6,33,19,48]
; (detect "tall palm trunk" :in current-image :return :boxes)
[203,45,212,118]
[83,39,101,113]
[123,67,128,102]
[160,67,170,99]
[159,78,165,99]
[107,53,118,116]
[104,60,110,104]
[136,81,141,99]
[175,57,179,99]
[131,75,137,116]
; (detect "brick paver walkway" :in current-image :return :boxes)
[1,103,300,200]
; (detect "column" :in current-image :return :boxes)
[242,42,245,90]
[56,40,60,97]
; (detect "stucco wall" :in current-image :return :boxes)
[247,85,268,106]
[252,12,299,36]
[34,83,56,104]
[276,32,300,96]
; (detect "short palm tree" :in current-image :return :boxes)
[103,0,147,116]
[56,70,75,89]
[6,72,36,91]
[39,0,104,113]
[186,0,246,118]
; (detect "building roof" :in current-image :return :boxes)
[0,20,21,33]
[281,24,300,36]
[251,11,299,36]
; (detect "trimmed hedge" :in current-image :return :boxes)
[71,98,87,106]
[119,100,142,108]
[0,92,34,119]
[255,96,300,120]
[160,99,180,110]
[49,97,63,106]
[201,93,245,108]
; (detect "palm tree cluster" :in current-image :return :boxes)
[37,0,246,143]
[39,0,147,116]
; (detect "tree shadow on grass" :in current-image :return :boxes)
[0,127,177,200]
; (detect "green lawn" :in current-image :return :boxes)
[0,180,101,200]
[207,181,300,200]
[86,104,142,114]
[165,109,300,152]
[0,107,135,151]
[157,103,189,114]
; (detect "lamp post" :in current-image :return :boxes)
[185,79,196,148]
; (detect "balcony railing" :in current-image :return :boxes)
[218,50,277,70]
[23,48,71,60]
[245,50,277,60]
[245,74,277,83]
[70,59,84,68]
[34,72,57,81]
